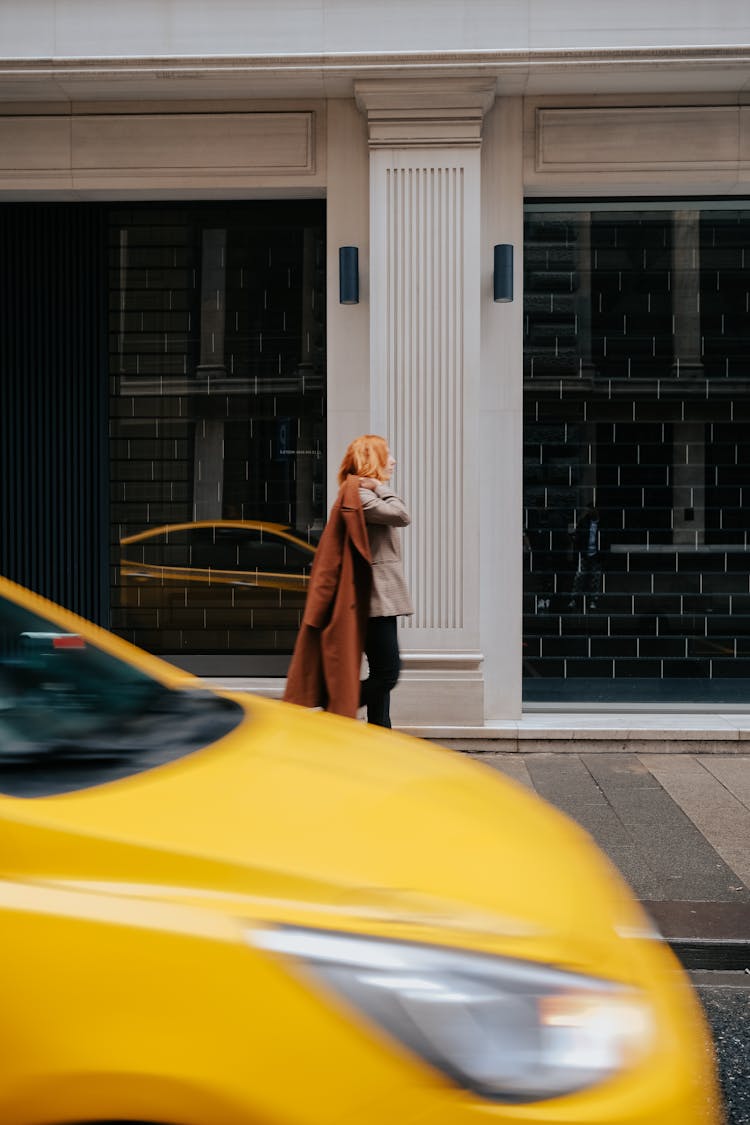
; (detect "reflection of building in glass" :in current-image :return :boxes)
[119,520,316,656]
[108,204,325,665]
[523,206,750,703]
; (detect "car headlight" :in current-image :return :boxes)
[248,926,655,1102]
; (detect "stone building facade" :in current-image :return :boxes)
[2,2,750,729]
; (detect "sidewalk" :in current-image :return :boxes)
[460,749,750,953]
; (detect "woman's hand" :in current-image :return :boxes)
[359,477,379,491]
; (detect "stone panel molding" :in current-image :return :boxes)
[0,107,322,191]
[526,100,750,193]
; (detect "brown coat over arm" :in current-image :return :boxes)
[283,475,372,718]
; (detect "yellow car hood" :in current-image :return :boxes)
[2,693,648,978]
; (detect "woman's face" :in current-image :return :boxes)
[383,446,396,481]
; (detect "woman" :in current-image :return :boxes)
[283,434,413,727]
[342,435,414,727]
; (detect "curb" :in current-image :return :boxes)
[668,939,750,971]
[646,901,750,970]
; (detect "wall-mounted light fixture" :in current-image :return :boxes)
[493,244,514,302]
[339,246,359,304]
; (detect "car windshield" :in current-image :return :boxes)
[0,592,243,797]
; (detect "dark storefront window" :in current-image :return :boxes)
[523,202,750,703]
[109,204,325,673]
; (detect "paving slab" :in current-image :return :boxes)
[596,844,667,902]
[639,755,750,892]
[476,753,535,790]
[579,752,663,790]
[698,756,750,814]
[578,775,749,902]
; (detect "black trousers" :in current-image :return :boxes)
[360,616,401,728]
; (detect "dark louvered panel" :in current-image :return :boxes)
[0,204,109,625]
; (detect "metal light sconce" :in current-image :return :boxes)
[339,246,359,304]
[493,243,514,302]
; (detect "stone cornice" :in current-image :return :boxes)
[354,78,497,148]
[4,45,750,105]
[3,45,750,73]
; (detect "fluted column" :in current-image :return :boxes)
[356,79,495,726]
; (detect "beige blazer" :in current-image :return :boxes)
[359,484,414,617]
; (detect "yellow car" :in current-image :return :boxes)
[118,520,317,653]
[0,574,720,1125]
[120,520,316,592]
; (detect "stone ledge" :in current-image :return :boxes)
[409,714,750,752]
[430,738,750,755]
[399,713,750,748]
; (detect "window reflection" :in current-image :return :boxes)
[523,204,750,703]
[109,204,325,664]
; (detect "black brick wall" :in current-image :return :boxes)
[110,203,325,660]
[524,206,750,702]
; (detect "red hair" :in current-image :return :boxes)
[337,434,389,486]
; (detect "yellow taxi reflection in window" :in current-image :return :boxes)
[120,520,316,592]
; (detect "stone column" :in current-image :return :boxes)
[193,228,227,522]
[672,210,703,379]
[671,210,705,545]
[480,96,524,721]
[672,422,706,546]
[295,228,319,533]
[355,79,496,727]
[576,212,596,383]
